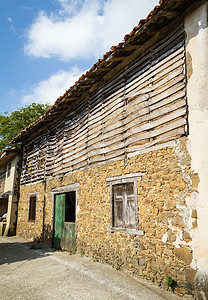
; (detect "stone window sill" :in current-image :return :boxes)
[107,227,145,236]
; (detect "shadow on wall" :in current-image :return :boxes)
[33,224,53,246]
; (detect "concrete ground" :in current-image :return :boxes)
[0,236,181,300]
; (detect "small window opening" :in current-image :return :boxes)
[65,191,76,222]
[0,167,6,181]
[113,182,136,229]
[7,162,12,178]
[29,195,36,221]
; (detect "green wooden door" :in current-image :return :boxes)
[54,193,65,249]
[61,222,76,253]
[54,192,76,253]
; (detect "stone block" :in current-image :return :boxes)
[191,209,197,219]
[175,287,187,295]
[167,229,176,242]
[190,173,199,190]
[174,247,193,264]
[185,268,197,283]
[172,215,185,228]
[177,273,185,281]
[192,220,197,229]
[156,245,162,255]
[163,248,173,256]
[183,232,192,243]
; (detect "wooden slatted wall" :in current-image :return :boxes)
[20,26,187,185]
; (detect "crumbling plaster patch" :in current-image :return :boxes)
[175,140,198,245]
[161,5,208,286]
[185,2,208,297]
[161,139,198,253]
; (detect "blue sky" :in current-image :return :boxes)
[0,0,158,114]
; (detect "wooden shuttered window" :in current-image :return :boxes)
[29,195,36,221]
[113,183,136,229]
[113,185,124,228]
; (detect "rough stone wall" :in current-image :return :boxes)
[17,183,45,240]
[0,180,5,193]
[17,137,199,296]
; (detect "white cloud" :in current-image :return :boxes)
[21,67,83,105]
[7,17,16,33]
[22,0,159,109]
[24,0,159,61]
[57,0,86,16]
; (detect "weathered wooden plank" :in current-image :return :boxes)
[88,96,123,125]
[63,100,186,155]
[88,141,125,157]
[125,78,184,117]
[150,81,185,105]
[20,26,187,186]
[88,149,125,164]
[125,118,186,147]
[103,81,125,98]
[126,126,185,153]
[150,74,185,98]
[149,99,186,119]
[126,70,184,101]
[103,70,124,91]
[149,90,186,111]
[123,96,185,131]
[125,48,184,95]
[126,39,184,86]
[125,107,186,139]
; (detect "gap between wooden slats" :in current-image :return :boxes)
[125,47,184,95]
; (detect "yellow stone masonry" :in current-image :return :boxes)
[16,137,199,296]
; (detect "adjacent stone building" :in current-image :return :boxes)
[0,148,20,236]
[11,0,208,298]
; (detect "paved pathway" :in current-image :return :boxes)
[0,236,180,300]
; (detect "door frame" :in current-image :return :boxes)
[51,183,80,248]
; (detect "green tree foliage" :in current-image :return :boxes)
[0,103,50,152]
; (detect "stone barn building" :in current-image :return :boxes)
[11,0,208,298]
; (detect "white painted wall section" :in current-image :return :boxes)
[185,1,208,296]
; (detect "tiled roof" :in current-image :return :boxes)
[0,147,20,158]
[0,147,20,167]
[10,0,197,144]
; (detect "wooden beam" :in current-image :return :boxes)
[98,67,113,71]
[108,56,126,62]
[77,85,92,89]
[64,97,79,102]
[123,45,139,51]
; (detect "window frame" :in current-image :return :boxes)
[28,194,37,222]
[106,173,145,236]
[7,162,12,178]
[0,167,6,182]
[51,183,80,229]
